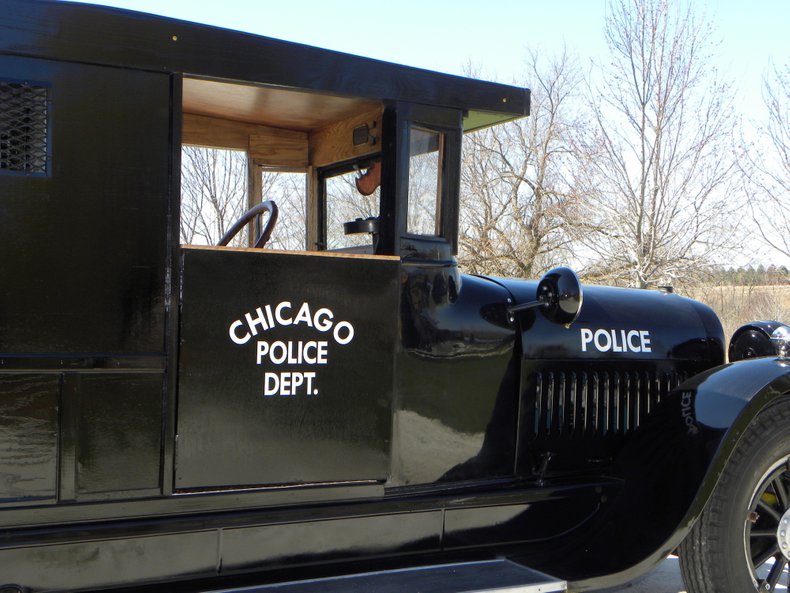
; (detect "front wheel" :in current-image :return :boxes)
[680,398,790,592]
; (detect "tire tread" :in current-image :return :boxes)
[679,397,790,592]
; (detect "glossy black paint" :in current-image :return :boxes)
[0,480,616,591]
[513,356,790,589]
[0,0,528,122]
[0,2,788,592]
[177,248,398,490]
[0,375,59,502]
[69,373,163,499]
[498,280,725,363]
[729,320,788,361]
[391,258,517,486]
[443,497,602,549]
[0,531,217,591]
[490,279,724,478]
[221,511,442,572]
[0,54,170,354]
[0,50,170,525]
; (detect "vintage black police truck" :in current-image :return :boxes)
[1,1,790,592]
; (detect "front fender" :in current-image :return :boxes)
[539,357,790,589]
[680,355,790,522]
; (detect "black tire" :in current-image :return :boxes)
[680,397,790,592]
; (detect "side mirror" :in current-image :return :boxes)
[509,266,583,326]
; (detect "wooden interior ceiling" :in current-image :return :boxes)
[183,77,382,132]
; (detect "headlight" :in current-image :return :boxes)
[771,325,790,359]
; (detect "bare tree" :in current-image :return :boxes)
[742,64,790,259]
[458,49,588,278]
[180,146,248,246]
[261,169,308,251]
[578,0,736,288]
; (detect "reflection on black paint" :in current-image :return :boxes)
[394,258,518,485]
[0,375,59,501]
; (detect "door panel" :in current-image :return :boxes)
[176,248,398,491]
[0,55,169,355]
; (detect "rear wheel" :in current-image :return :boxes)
[680,398,790,592]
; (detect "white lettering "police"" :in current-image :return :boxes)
[581,328,652,353]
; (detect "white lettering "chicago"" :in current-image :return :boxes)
[228,301,354,346]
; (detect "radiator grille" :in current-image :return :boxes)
[531,370,687,437]
[0,81,50,175]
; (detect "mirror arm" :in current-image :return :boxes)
[508,295,551,314]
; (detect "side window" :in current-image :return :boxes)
[180,146,309,251]
[321,159,381,252]
[407,126,443,236]
[180,145,248,246]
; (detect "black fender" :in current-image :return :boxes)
[677,356,790,524]
[524,356,790,589]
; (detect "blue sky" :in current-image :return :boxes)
[67,0,788,101]
[65,0,790,266]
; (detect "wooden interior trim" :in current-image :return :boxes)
[184,107,385,171]
[249,131,308,168]
[306,166,320,251]
[183,113,255,150]
[309,107,385,168]
[182,77,383,132]
[247,154,261,247]
[183,113,306,154]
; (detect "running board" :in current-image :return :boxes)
[209,559,566,593]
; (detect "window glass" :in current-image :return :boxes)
[180,146,248,246]
[324,163,380,250]
[407,127,443,236]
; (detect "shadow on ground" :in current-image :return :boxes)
[607,555,685,593]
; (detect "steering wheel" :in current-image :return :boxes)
[217,200,279,248]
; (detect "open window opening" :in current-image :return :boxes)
[320,157,381,253]
[180,145,249,247]
[179,76,384,254]
[256,167,307,251]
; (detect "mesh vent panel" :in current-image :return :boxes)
[0,81,50,175]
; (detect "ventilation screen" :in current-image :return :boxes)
[0,81,50,175]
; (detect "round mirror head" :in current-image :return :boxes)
[537,267,583,325]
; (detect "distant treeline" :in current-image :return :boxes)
[706,265,790,286]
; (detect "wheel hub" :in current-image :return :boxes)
[777,508,790,561]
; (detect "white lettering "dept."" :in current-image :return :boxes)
[581,328,652,353]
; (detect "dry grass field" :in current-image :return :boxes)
[685,284,790,344]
